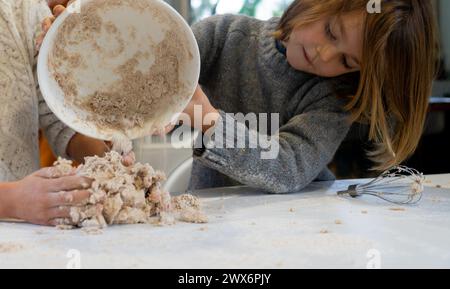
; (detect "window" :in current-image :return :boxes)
[191,0,293,23]
[165,0,293,24]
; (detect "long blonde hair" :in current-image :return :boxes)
[274,0,440,170]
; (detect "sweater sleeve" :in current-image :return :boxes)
[194,78,355,194]
[30,0,77,158]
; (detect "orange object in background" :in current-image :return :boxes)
[39,130,80,168]
[39,130,57,168]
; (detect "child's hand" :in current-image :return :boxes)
[152,85,219,136]
[182,85,220,133]
[8,167,92,226]
[121,151,136,167]
[36,0,74,52]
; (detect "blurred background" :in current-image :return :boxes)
[40,0,450,181]
[165,0,450,179]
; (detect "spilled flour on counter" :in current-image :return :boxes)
[48,0,193,134]
[0,243,24,254]
[53,151,207,229]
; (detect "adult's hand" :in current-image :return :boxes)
[36,0,74,51]
[4,167,92,226]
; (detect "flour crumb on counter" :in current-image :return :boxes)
[389,208,406,212]
[0,243,24,254]
[52,151,207,230]
[81,227,104,235]
[431,197,441,203]
[171,194,208,224]
[334,220,343,225]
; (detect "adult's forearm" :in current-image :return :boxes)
[0,182,16,219]
[66,133,110,164]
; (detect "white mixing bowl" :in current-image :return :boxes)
[37,0,200,140]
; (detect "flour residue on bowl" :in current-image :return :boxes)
[48,0,194,136]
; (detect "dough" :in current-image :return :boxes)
[53,151,207,229]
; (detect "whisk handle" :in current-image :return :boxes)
[337,184,359,198]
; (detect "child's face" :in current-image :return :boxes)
[284,12,364,77]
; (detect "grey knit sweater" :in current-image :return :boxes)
[189,14,358,194]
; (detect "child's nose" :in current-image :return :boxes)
[316,44,339,63]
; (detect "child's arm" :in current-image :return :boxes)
[186,81,353,194]
[188,15,355,193]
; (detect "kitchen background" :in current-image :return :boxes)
[40,1,450,185]
[161,0,450,180]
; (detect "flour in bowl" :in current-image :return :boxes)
[48,0,194,135]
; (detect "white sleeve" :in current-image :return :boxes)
[30,0,77,158]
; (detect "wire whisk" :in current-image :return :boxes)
[337,166,425,205]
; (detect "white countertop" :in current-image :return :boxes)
[1,174,450,269]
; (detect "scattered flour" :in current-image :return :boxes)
[111,134,133,155]
[0,243,24,254]
[389,208,406,212]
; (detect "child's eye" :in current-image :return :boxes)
[325,22,337,41]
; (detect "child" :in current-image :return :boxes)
[182,0,438,193]
[0,0,113,226]
[44,0,439,194]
